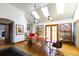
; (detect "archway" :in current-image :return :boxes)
[0,18,14,45]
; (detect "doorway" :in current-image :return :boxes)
[45,24,58,48]
[5,23,14,45]
[0,18,14,45]
[0,24,5,45]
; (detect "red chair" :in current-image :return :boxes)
[27,33,46,48]
[28,33,37,39]
[28,33,46,41]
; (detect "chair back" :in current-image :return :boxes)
[57,40,62,48]
[52,40,62,48]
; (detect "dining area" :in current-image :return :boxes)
[13,40,63,56]
[13,33,64,56]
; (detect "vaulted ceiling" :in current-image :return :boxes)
[10,3,77,24]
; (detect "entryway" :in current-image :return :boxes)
[0,18,14,46]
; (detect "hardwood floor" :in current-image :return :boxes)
[60,43,79,56]
[0,40,79,56]
[0,39,11,49]
[13,41,48,56]
[0,44,11,50]
[14,41,79,56]
[0,39,5,45]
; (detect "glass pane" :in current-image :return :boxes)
[52,27,55,30]
[54,31,57,35]
[52,26,57,42]
[52,36,54,40]
[46,26,51,42]
[52,32,55,35]
[54,26,57,30]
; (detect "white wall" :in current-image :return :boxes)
[0,3,27,43]
[37,19,73,25]
[74,4,79,22]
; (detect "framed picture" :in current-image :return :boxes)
[59,23,72,32]
[16,24,24,35]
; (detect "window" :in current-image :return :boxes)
[41,6,49,17]
[31,11,40,19]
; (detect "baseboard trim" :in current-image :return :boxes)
[13,40,27,45]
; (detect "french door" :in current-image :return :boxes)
[45,25,58,48]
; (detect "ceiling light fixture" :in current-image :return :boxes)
[56,3,64,14]
[41,6,49,17]
[31,11,40,19]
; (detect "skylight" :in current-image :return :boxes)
[31,11,40,19]
[41,6,49,17]
[56,3,64,14]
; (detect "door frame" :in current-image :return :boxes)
[45,24,59,43]
[0,22,14,45]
